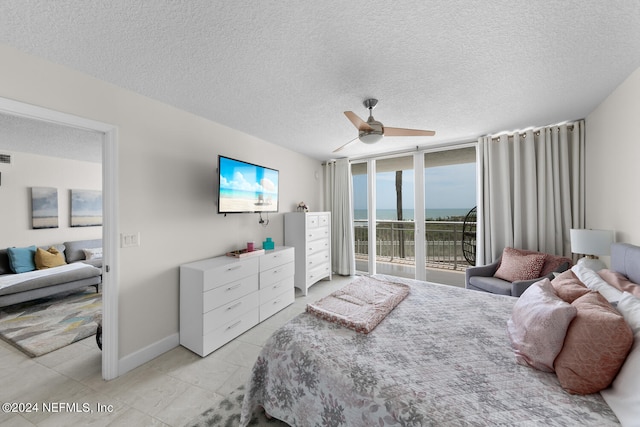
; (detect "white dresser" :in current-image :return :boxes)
[179,246,294,357]
[284,212,332,295]
[258,247,296,321]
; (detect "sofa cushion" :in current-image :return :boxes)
[83,247,102,261]
[34,247,67,269]
[0,249,11,275]
[554,291,633,394]
[540,258,573,277]
[64,239,102,263]
[494,247,546,282]
[6,246,37,274]
[0,263,102,297]
[468,276,512,295]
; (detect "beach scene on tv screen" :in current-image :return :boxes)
[219,158,278,212]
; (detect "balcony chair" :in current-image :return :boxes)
[465,247,572,297]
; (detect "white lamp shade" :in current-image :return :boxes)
[570,229,614,256]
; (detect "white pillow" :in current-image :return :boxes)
[616,292,640,334]
[82,247,103,260]
[571,264,623,303]
[600,292,640,427]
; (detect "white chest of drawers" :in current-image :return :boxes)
[179,246,294,357]
[284,212,332,295]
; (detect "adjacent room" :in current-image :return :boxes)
[1,1,639,426]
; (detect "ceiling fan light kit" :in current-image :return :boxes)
[335,98,435,153]
[359,132,383,144]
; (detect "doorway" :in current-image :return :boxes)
[0,97,118,380]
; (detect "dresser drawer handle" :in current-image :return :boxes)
[273,269,281,274]
[227,265,242,271]
[272,284,281,290]
[226,283,242,291]
[272,299,281,305]
[226,301,242,311]
[226,320,242,330]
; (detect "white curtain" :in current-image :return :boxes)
[324,159,356,275]
[477,121,585,264]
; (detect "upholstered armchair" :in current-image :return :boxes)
[465,247,573,297]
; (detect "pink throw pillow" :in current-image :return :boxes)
[507,279,577,372]
[550,270,591,303]
[494,247,546,282]
[554,292,634,395]
[597,269,640,299]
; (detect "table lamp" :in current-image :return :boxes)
[570,229,614,271]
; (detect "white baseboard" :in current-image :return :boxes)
[118,333,180,376]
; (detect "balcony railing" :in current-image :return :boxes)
[354,219,474,271]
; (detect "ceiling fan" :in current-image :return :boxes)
[334,98,435,153]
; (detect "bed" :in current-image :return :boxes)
[240,243,640,426]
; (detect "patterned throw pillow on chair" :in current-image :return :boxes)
[494,247,546,282]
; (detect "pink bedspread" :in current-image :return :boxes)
[306,275,410,333]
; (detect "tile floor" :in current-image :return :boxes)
[0,276,351,426]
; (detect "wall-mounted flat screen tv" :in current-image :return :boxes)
[217,155,279,214]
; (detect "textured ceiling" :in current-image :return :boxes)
[1,1,640,161]
[0,113,102,163]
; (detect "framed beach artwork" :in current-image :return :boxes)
[70,189,103,227]
[31,187,59,229]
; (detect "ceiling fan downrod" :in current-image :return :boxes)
[363,98,378,120]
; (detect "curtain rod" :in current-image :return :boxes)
[486,120,582,142]
[324,139,477,165]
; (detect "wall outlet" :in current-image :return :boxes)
[120,232,140,248]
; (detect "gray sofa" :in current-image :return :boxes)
[0,239,102,308]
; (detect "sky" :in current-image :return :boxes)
[219,156,279,195]
[353,162,476,210]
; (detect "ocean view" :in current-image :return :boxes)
[354,208,472,221]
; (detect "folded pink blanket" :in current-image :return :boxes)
[306,276,410,333]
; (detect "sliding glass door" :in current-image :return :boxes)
[352,145,477,286]
[352,162,369,274]
[375,155,415,278]
[423,147,477,285]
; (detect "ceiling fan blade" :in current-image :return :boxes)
[344,111,373,131]
[384,127,436,137]
[333,136,359,153]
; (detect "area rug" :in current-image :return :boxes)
[185,384,288,427]
[0,288,101,357]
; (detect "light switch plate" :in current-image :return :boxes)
[120,232,140,248]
